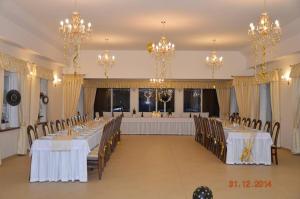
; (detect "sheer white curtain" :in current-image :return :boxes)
[291,65,300,154]
[63,75,83,118]
[233,77,259,119]
[83,87,97,119]
[216,88,230,119]
[0,68,4,165]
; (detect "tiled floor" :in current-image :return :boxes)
[0,135,300,199]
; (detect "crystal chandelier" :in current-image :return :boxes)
[148,21,175,83]
[59,1,92,74]
[248,0,281,78]
[206,39,223,78]
[97,38,116,78]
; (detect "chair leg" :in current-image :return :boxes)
[275,148,278,165]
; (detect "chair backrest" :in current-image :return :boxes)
[246,118,251,127]
[263,121,271,132]
[56,120,62,131]
[27,125,38,148]
[241,117,247,126]
[42,122,51,136]
[49,121,56,133]
[251,119,257,129]
[216,121,226,147]
[235,116,241,124]
[229,115,234,123]
[256,120,262,130]
[61,120,66,130]
[271,122,280,146]
[66,118,71,127]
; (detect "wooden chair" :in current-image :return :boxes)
[49,121,56,133]
[235,116,241,125]
[271,122,280,165]
[256,120,262,130]
[27,125,38,148]
[66,118,72,127]
[246,118,251,127]
[216,121,227,163]
[241,117,247,126]
[42,122,52,136]
[87,122,111,180]
[61,120,66,130]
[55,120,63,131]
[263,121,271,132]
[194,116,201,142]
[229,115,234,124]
[251,119,257,129]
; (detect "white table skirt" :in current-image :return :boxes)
[121,117,195,135]
[30,122,105,182]
[225,129,273,165]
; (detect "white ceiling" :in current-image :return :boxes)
[3,0,300,51]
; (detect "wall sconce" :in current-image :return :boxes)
[281,71,291,85]
[27,63,37,78]
[53,74,62,87]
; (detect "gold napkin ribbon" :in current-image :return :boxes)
[240,138,254,162]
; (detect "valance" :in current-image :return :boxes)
[290,63,300,78]
[233,70,280,86]
[83,79,233,89]
[0,52,53,80]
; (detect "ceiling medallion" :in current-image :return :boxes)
[97,38,116,78]
[206,39,223,79]
[59,0,92,74]
[248,0,281,80]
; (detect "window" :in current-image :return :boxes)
[139,88,156,112]
[202,89,219,117]
[1,71,20,128]
[259,83,272,123]
[184,89,201,112]
[157,88,175,112]
[39,79,48,123]
[94,88,111,116]
[113,88,130,112]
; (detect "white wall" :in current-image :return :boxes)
[64,50,250,79]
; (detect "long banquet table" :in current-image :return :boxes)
[121,117,195,135]
[30,120,107,182]
[224,126,273,165]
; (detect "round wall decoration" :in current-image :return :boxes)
[40,92,49,105]
[6,90,21,106]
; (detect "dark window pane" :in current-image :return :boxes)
[113,88,130,112]
[157,88,175,112]
[202,89,219,117]
[183,89,201,112]
[139,88,156,112]
[94,88,111,116]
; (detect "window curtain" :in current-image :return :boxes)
[216,88,230,119]
[233,77,259,119]
[0,68,4,165]
[29,76,41,125]
[83,87,97,119]
[17,70,31,155]
[63,75,83,118]
[290,65,300,154]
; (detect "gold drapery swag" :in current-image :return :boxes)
[83,79,233,89]
[0,52,53,80]
[290,63,300,78]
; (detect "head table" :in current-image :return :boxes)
[30,119,108,182]
[224,125,273,165]
[120,117,195,135]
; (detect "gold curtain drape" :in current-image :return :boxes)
[63,74,84,118]
[83,79,233,89]
[233,76,259,119]
[83,87,97,118]
[216,88,230,119]
[291,64,300,154]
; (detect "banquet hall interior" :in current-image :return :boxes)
[0,0,300,198]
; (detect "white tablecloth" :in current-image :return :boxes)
[30,121,105,182]
[225,127,273,165]
[121,117,195,135]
